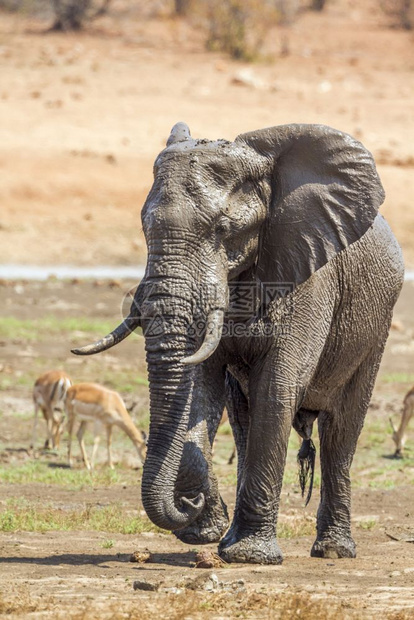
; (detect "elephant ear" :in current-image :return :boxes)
[235,124,385,288]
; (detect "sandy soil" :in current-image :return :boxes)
[1,1,414,617]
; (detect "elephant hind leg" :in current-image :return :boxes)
[225,372,249,494]
[312,343,387,560]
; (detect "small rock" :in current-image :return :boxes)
[162,587,183,594]
[106,154,117,165]
[130,551,151,563]
[391,319,404,331]
[185,572,220,592]
[204,574,220,592]
[385,526,414,542]
[133,580,159,592]
[317,80,332,94]
[231,68,265,90]
[226,578,246,594]
[108,279,122,289]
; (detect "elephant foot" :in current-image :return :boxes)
[218,528,283,565]
[311,535,356,559]
[174,517,228,545]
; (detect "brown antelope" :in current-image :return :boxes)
[218,410,236,465]
[390,387,414,457]
[65,383,147,470]
[32,370,72,451]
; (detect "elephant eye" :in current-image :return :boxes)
[239,180,254,195]
[216,218,231,235]
[206,163,229,187]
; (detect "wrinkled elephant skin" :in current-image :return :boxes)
[73,122,404,564]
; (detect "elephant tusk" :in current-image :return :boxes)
[181,309,224,366]
[71,315,141,356]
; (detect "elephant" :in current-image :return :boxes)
[73,122,404,564]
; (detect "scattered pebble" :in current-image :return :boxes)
[231,68,265,90]
[185,573,220,592]
[183,573,246,594]
[133,580,159,592]
[385,526,414,543]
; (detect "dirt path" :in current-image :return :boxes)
[1,486,414,619]
[0,279,414,617]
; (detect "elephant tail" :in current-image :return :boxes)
[297,439,316,507]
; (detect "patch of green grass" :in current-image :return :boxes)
[101,539,115,549]
[217,421,232,436]
[357,519,377,530]
[368,478,396,490]
[0,316,116,342]
[220,470,238,487]
[0,498,165,534]
[0,460,139,489]
[94,368,149,393]
[378,372,414,385]
[278,516,315,539]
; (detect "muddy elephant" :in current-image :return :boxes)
[73,123,404,564]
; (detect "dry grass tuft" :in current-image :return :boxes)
[1,586,408,619]
[0,588,55,616]
[70,591,347,620]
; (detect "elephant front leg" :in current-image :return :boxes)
[173,356,229,545]
[219,364,295,565]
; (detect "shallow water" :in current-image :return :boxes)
[0,264,413,281]
[0,265,145,281]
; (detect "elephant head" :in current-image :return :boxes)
[72,122,384,531]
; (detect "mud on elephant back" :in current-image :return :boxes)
[73,122,404,564]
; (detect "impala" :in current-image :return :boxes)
[32,370,72,451]
[65,382,147,470]
[390,387,414,457]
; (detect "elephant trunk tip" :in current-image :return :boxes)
[142,490,205,532]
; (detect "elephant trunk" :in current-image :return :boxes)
[141,335,205,531]
[140,267,227,531]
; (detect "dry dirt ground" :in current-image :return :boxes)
[0,279,413,619]
[1,1,414,618]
